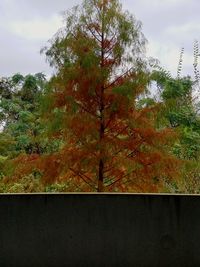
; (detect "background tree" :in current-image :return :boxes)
[0,73,48,156]
[151,45,200,193]
[0,73,67,192]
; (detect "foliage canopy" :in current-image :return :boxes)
[21,0,178,192]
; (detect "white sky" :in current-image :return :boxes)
[0,0,199,78]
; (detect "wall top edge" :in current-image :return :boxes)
[0,192,199,196]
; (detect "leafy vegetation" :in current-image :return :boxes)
[0,0,200,193]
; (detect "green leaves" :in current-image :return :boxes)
[162,78,192,100]
[0,73,48,156]
[153,67,200,163]
[173,128,200,160]
[112,83,133,98]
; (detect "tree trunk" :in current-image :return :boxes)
[97,1,106,192]
[98,159,104,192]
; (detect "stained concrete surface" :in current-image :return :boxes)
[0,193,199,266]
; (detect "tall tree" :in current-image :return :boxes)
[18,0,177,192]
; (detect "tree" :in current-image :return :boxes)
[17,0,178,192]
[152,69,200,160]
[0,73,48,156]
[152,62,200,193]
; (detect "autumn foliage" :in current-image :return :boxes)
[13,0,179,192]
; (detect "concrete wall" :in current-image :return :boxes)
[0,193,199,267]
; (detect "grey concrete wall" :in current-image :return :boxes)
[0,193,199,266]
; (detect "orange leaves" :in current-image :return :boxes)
[88,22,100,33]
[97,0,109,10]
[10,154,40,181]
[36,155,62,184]
[18,0,180,193]
[102,39,112,49]
[103,58,115,67]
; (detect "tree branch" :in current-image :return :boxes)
[69,168,96,190]
[105,68,133,90]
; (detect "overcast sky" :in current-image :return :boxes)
[0,0,199,78]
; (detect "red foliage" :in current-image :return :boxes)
[14,0,180,192]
